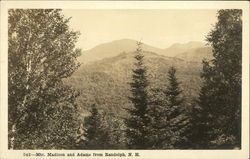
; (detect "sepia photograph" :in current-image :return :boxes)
[0,1,249,159]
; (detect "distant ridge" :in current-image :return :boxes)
[163,41,206,57]
[175,46,213,62]
[78,39,211,63]
[78,39,164,63]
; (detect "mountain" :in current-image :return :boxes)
[162,41,206,57]
[78,39,212,64]
[67,39,214,117]
[175,46,213,62]
[78,39,165,63]
[66,51,203,117]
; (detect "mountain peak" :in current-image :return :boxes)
[113,38,137,42]
[79,39,165,63]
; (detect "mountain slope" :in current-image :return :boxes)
[163,41,206,57]
[175,47,213,62]
[67,51,203,117]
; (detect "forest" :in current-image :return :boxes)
[8,9,242,149]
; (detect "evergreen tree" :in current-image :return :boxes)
[190,9,242,148]
[125,41,151,149]
[186,98,212,149]
[149,67,189,149]
[78,105,110,149]
[164,67,189,148]
[8,9,81,149]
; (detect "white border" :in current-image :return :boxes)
[0,1,249,159]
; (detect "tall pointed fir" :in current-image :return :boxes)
[77,104,110,149]
[164,67,189,148]
[149,67,189,149]
[190,9,242,148]
[125,41,151,149]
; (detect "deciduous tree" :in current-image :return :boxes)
[8,9,81,149]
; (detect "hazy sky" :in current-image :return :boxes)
[62,10,218,50]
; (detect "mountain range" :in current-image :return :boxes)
[66,39,213,117]
[78,39,212,63]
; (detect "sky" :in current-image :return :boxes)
[62,9,218,50]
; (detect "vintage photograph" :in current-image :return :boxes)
[7,8,243,150]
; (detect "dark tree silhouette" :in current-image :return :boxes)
[190,9,242,148]
[149,67,189,149]
[78,105,110,149]
[125,41,151,149]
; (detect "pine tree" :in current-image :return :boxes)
[165,67,189,148]
[78,105,110,149]
[125,41,151,149]
[149,67,189,149]
[186,93,212,149]
[8,9,81,149]
[191,9,242,148]
[83,105,102,148]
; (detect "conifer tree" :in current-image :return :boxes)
[190,9,242,148]
[125,41,151,149]
[79,105,110,149]
[149,67,189,149]
[165,67,189,148]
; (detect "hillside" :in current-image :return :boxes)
[65,40,214,118]
[175,46,213,62]
[66,51,203,117]
[163,41,206,57]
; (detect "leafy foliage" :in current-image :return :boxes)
[8,9,81,149]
